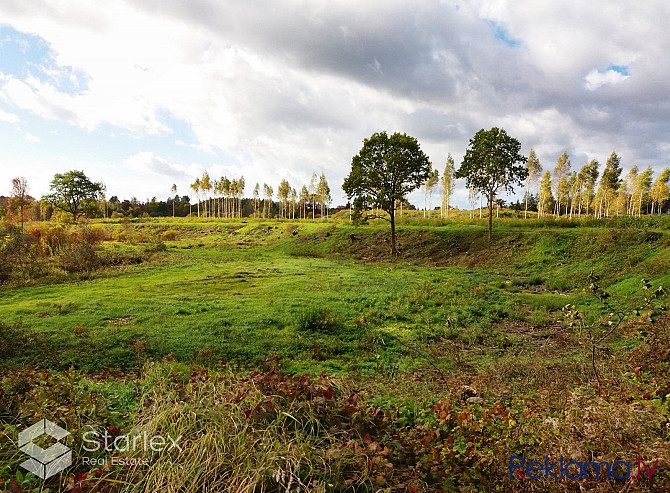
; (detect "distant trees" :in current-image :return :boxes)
[343,131,431,255]
[43,171,103,222]
[455,127,527,239]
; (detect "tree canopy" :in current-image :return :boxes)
[343,131,431,255]
[455,127,527,239]
[42,170,103,222]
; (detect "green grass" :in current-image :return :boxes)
[3,217,668,375]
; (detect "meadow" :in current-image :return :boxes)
[1,215,670,491]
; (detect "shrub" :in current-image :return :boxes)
[296,306,341,333]
[56,242,106,272]
[28,223,71,254]
[77,224,109,244]
[161,229,179,241]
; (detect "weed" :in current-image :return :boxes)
[296,306,341,334]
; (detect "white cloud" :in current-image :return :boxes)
[24,132,40,142]
[584,68,629,90]
[125,151,188,179]
[1,0,670,207]
[0,109,19,122]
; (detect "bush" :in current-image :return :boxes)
[161,229,179,241]
[296,306,341,333]
[77,224,110,244]
[28,223,71,254]
[56,242,106,272]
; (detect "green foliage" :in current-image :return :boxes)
[343,131,431,253]
[42,170,103,222]
[455,127,527,236]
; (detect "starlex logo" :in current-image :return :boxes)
[18,419,72,480]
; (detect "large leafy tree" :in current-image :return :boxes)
[43,170,103,222]
[343,131,431,255]
[455,127,527,239]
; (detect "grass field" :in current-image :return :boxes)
[2,217,670,491]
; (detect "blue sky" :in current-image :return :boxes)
[1,1,669,208]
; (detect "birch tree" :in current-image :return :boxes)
[553,152,570,215]
[650,167,670,214]
[441,153,455,219]
[524,149,542,218]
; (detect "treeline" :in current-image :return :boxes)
[0,170,335,225]
[425,150,670,219]
[186,171,332,220]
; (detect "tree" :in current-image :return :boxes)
[235,176,245,218]
[308,173,318,220]
[201,172,211,218]
[9,177,31,230]
[42,171,103,222]
[171,184,177,217]
[633,167,652,216]
[650,168,670,214]
[538,170,554,217]
[596,152,623,217]
[578,160,599,217]
[441,154,455,219]
[553,152,570,215]
[278,179,291,219]
[343,131,431,255]
[455,127,527,240]
[190,178,201,217]
[290,188,297,219]
[524,150,542,219]
[263,184,273,218]
[299,185,309,219]
[556,176,570,216]
[317,173,331,218]
[424,168,439,218]
[253,183,261,218]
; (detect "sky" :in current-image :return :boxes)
[1,0,669,209]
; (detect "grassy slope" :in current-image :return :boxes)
[1,219,669,374]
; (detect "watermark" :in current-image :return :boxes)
[510,456,659,480]
[82,429,182,453]
[18,419,72,480]
[17,419,181,480]
[81,456,150,467]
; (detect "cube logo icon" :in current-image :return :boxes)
[18,419,72,479]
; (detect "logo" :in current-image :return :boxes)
[18,419,72,480]
[510,456,659,480]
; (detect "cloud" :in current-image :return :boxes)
[125,151,188,179]
[584,67,630,90]
[0,109,19,122]
[1,1,670,207]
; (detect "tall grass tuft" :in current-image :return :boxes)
[123,362,368,492]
